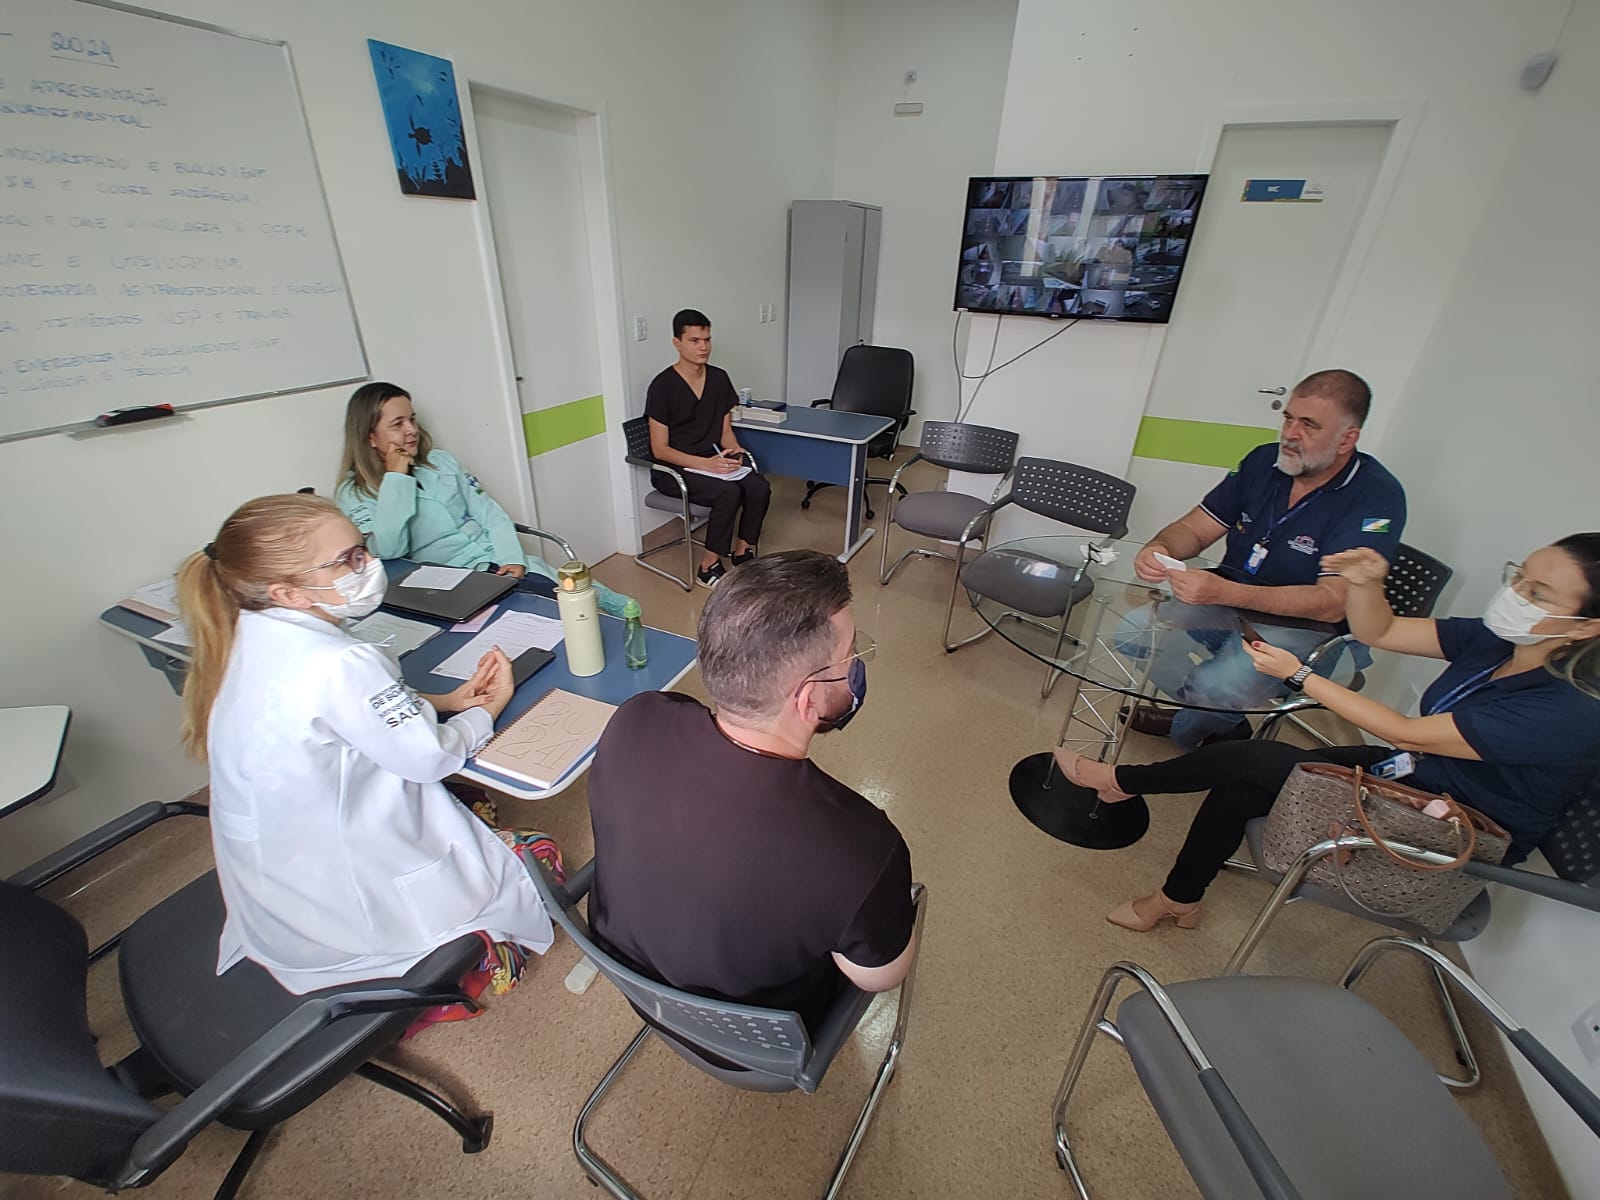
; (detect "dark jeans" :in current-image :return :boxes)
[653,468,771,557]
[1115,741,1394,903]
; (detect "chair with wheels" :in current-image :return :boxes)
[1051,938,1600,1200]
[1220,773,1600,1091]
[622,414,712,591]
[2,821,495,1200]
[945,457,1136,698]
[878,420,1019,589]
[1254,541,1453,743]
[802,344,915,519]
[529,857,927,1200]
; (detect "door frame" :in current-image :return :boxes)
[457,60,637,554]
[1190,97,1424,448]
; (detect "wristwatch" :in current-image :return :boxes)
[1284,664,1315,692]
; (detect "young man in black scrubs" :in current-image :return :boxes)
[585,550,917,1032]
[644,308,772,587]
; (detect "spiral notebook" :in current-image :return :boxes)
[473,688,618,788]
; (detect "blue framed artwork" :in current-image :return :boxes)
[367,39,476,200]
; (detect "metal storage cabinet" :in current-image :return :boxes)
[785,200,881,404]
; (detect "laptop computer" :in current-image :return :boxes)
[382,565,516,623]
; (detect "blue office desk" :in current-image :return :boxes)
[732,405,894,561]
[99,576,698,802]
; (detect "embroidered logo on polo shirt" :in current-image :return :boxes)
[1361,517,1391,533]
[1288,534,1318,555]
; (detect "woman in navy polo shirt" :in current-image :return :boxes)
[1057,534,1600,932]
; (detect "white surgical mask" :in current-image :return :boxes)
[303,557,386,620]
[1482,584,1580,645]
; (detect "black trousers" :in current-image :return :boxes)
[653,469,771,557]
[1115,741,1394,903]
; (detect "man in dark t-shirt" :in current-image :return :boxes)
[1124,368,1408,748]
[586,550,916,1032]
[644,308,772,588]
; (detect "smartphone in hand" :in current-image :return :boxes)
[1235,614,1265,644]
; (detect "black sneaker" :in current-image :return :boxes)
[730,546,757,567]
[696,560,728,589]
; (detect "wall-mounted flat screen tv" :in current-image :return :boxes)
[954,174,1208,323]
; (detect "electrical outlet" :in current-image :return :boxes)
[1573,1000,1600,1065]
[768,302,778,324]
[632,315,647,341]
[757,304,767,323]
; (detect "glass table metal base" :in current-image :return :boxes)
[1008,752,1150,850]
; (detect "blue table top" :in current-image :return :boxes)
[100,568,699,800]
[733,404,894,444]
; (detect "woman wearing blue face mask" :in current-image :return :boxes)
[1056,534,1600,932]
[175,494,556,993]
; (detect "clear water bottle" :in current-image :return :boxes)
[623,599,648,670]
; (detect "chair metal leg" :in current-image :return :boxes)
[573,1025,654,1200]
[1051,966,1129,1200]
[1428,953,1482,1090]
[1222,848,1321,975]
[212,1128,272,1200]
[355,1061,494,1153]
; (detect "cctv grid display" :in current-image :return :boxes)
[954,175,1208,323]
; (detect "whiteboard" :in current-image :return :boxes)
[0,0,367,442]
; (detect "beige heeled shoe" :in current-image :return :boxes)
[1106,890,1204,932]
[1051,747,1134,803]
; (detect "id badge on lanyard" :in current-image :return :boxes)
[1244,542,1269,575]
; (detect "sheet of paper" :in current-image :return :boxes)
[348,612,440,659]
[152,618,191,648]
[685,462,752,482]
[451,605,496,633]
[1153,552,1188,572]
[400,565,472,589]
[132,577,180,617]
[433,611,567,680]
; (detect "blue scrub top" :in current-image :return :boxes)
[1411,617,1600,861]
[1200,444,1406,587]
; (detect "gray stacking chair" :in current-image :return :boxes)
[622,415,712,591]
[945,457,1136,698]
[1051,939,1600,1200]
[529,858,927,1200]
[878,419,1019,590]
[1254,541,1453,743]
[1221,773,1600,1090]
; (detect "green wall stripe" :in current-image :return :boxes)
[522,394,605,457]
[1131,415,1276,469]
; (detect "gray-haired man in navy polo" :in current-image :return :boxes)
[1125,369,1407,747]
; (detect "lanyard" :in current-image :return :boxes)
[1424,661,1505,717]
[1256,479,1324,549]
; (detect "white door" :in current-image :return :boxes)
[1126,122,1391,535]
[472,90,617,566]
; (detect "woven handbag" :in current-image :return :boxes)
[1261,762,1511,933]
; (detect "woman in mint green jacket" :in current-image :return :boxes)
[335,382,633,617]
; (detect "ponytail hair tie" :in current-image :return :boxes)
[204,542,218,561]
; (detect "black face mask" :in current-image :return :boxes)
[817,656,868,732]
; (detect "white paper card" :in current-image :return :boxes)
[132,577,181,617]
[433,611,567,680]
[348,612,440,660]
[401,565,472,589]
[1153,552,1188,572]
[152,618,191,648]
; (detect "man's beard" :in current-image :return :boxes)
[1276,443,1335,477]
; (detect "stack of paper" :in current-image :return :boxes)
[348,612,442,659]
[434,611,566,680]
[119,577,181,622]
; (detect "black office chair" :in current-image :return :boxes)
[802,345,915,519]
[1253,541,1453,743]
[878,420,1020,588]
[945,457,1136,698]
[530,858,927,1200]
[1221,771,1600,1091]
[1051,939,1600,1200]
[621,415,712,591]
[3,822,493,1200]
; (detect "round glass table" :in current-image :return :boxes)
[965,535,1358,850]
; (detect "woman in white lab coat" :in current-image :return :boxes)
[176,492,554,995]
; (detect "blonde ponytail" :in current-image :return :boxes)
[177,493,345,761]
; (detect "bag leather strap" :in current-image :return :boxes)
[1346,765,1476,873]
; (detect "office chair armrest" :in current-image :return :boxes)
[1342,937,1600,1138]
[885,452,926,494]
[810,398,833,408]
[1460,860,1600,910]
[1302,632,1356,670]
[117,984,475,1187]
[514,523,576,563]
[10,799,209,891]
[957,497,1010,545]
[1102,963,1302,1200]
[541,857,595,912]
[627,455,692,491]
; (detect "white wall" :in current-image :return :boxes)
[0,0,843,873]
[955,0,1571,541]
[830,0,1018,443]
[1371,2,1600,1191]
